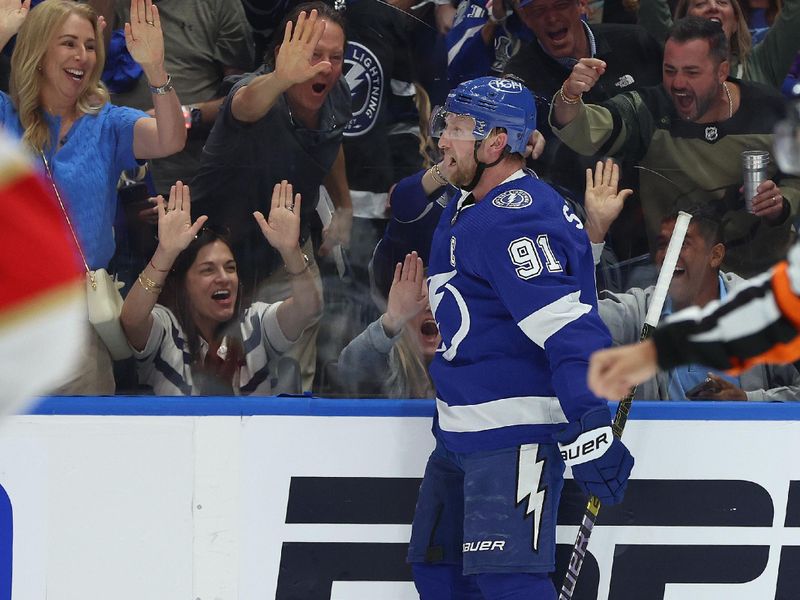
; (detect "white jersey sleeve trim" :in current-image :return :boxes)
[664,270,779,344]
[436,395,568,433]
[788,242,800,295]
[447,24,484,65]
[517,291,592,349]
[687,292,783,343]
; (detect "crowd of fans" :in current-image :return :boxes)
[3,0,798,400]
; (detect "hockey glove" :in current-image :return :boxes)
[553,406,634,505]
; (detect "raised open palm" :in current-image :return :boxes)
[124,0,164,69]
[0,0,29,40]
[273,9,331,87]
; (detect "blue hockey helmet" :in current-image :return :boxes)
[431,77,537,155]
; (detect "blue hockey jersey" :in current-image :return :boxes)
[446,0,533,88]
[427,170,612,452]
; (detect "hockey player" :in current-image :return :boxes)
[407,76,634,600]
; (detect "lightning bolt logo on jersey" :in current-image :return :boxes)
[426,171,613,453]
[343,41,383,137]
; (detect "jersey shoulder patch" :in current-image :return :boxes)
[491,188,532,210]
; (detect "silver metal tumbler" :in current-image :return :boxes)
[741,150,770,212]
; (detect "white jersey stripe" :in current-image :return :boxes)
[688,292,783,343]
[787,243,800,295]
[663,270,779,344]
[517,291,592,349]
[436,396,568,433]
[447,24,484,65]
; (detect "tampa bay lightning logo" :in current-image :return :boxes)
[343,41,384,137]
[492,189,532,209]
[429,270,470,362]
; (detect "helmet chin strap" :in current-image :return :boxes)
[462,139,508,192]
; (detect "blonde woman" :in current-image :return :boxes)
[338,252,439,399]
[0,0,186,393]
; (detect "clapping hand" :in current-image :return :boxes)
[584,158,633,243]
[155,181,207,256]
[0,0,29,41]
[273,9,331,88]
[124,0,164,69]
[382,252,428,337]
[254,180,301,255]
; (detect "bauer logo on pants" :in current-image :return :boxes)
[343,41,384,137]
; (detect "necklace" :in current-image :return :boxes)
[723,82,733,119]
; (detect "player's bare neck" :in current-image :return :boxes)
[472,158,523,202]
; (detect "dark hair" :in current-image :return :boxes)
[162,228,245,387]
[264,1,346,67]
[664,205,724,247]
[668,16,730,65]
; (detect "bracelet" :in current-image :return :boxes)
[137,273,164,295]
[149,74,174,95]
[558,84,582,105]
[430,163,448,186]
[149,258,170,272]
[285,253,310,277]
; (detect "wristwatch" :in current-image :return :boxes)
[190,105,202,129]
[182,104,203,130]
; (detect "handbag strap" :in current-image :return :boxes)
[40,151,94,286]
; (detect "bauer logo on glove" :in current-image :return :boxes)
[554,406,634,505]
[559,425,613,466]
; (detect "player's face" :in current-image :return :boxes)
[662,39,727,123]
[685,0,738,41]
[284,20,345,123]
[408,304,440,362]
[517,0,586,59]
[185,240,239,337]
[655,220,719,310]
[437,114,479,186]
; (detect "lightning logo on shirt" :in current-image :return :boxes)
[343,41,383,137]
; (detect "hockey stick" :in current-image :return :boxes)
[558,210,692,600]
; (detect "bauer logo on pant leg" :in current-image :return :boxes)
[463,540,507,552]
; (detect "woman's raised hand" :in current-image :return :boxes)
[254,180,301,255]
[0,0,29,41]
[124,0,164,69]
[156,181,207,257]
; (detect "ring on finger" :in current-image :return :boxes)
[145,19,155,25]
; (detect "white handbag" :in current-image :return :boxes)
[84,268,132,360]
[42,152,133,360]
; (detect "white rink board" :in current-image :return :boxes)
[0,399,797,600]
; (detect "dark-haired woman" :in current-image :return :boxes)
[120,180,322,395]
